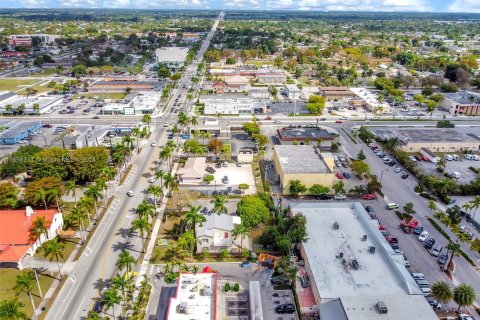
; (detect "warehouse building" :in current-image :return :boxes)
[273,145,334,194]
[0,121,42,144]
[374,128,480,153]
[319,87,355,101]
[290,202,438,320]
[155,47,190,69]
[277,127,334,149]
[350,88,390,114]
[200,94,266,115]
[102,92,161,115]
[89,79,156,93]
[439,91,480,116]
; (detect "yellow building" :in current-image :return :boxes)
[273,145,334,194]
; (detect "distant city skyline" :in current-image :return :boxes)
[1,0,480,13]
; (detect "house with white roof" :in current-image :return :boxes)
[196,214,243,253]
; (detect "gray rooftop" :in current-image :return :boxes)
[0,91,16,101]
[277,127,333,141]
[377,128,478,144]
[274,145,330,174]
[444,91,480,104]
[0,121,41,139]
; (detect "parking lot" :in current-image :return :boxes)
[268,101,308,115]
[209,163,256,195]
[44,97,102,117]
[415,156,479,184]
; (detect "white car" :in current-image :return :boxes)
[418,231,429,242]
[334,194,347,200]
[148,176,157,183]
[127,191,135,197]
[394,167,402,173]
[393,248,404,255]
[151,141,157,147]
[408,156,416,162]
[459,314,475,320]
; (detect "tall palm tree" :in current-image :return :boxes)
[131,218,152,253]
[116,250,136,274]
[211,195,227,215]
[0,299,27,320]
[453,284,477,312]
[43,237,65,278]
[136,201,155,222]
[232,224,251,250]
[65,180,79,204]
[78,196,94,227]
[71,204,87,243]
[13,272,36,319]
[436,158,446,172]
[178,230,195,259]
[183,205,206,241]
[147,185,163,210]
[94,178,108,205]
[33,188,48,210]
[100,288,121,319]
[190,115,198,126]
[141,114,152,135]
[85,185,102,217]
[431,281,453,305]
[131,127,141,151]
[111,273,133,307]
[155,169,165,187]
[445,241,461,271]
[159,147,172,168]
[29,216,49,242]
[470,195,480,221]
[122,135,134,162]
[163,172,178,194]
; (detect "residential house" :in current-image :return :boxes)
[177,157,206,185]
[196,214,243,253]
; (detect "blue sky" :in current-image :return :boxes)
[1,0,479,13]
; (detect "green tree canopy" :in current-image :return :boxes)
[236,196,270,228]
[0,145,42,178]
[306,95,326,115]
[289,179,307,195]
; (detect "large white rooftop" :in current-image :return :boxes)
[290,202,437,320]
[166,272,216,320]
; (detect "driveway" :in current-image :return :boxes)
[210,164,256,194]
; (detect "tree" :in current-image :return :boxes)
[85,185,102,217]
[131,218,152,253]
[367,175,382,194]
[65,180,79,204]
[469,195,480,221]
[236,196,270,229]
[333,181,346,195]
[436,158,447,172]
[453,284,476,312]
[147,185,163,209]
[177,230,195,259]
[357,150,366,160]
[141,114,152,135]
[253,134,269,151]
[0,182,19,209]
[86,311,102,320]
[29,216,48,244]
[288,179,307,195]
[170,190,192,216]
[13,272,36,319]
[446,241,461,272]
[43,237,65,277]
[403,202,416,215]
[309,184,330,195]
[306,95,326,115]
[24,177,63,208]
[208,138,223,156]
[431,281,453,305]
[100,288,121,319]
[446,205,462,225]
[34,188,48,210]
[157,66,171,79]
[428,200,437,214]
[211,195,227,215]
[232,224,251,250]
[71,204,87,243]
[0,299,27,320]
[183,205,206,240]
[351,160,370,178]
[136,201,155,222]
[111,273,133,307]
[242,122,260,137]
[116,250,136,274]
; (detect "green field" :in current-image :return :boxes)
[0,79,39,91]
[73,92,126,100]
[245,60,274,67]
[0,268,56,319]
[17,84,52,95]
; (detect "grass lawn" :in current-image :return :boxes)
[73,92,126,100]
[245,60,273,67]
[0,268,56,318]
[222,143,231,161]
[251,158,265,193]
[194,104,205,115]
[0,79,38,91]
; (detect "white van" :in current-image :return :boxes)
[473,155,480,161]
[464,154,473,160]
[385,203,399,210]
[451,172,460,179]
[452,154,459,161]
[444,154,453,161]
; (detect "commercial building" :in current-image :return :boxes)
[439,91,480,116]
[155,47,190,68]
[273,145,334,193]
[350,88,391,114]
[0,207,64,269]
[188,118,230,139]
[319,87,355,101]
[290,202,438,320]
[166,271,217,320]
[0,121,42,144]
[8,34,59,47]
[200,94,266,115]
[276,127,334,149]
[177,157,206,185]
[374,128,480,153]
[102,92,161,115]
[0,94,63,115]
[283,84,303,100]
[196,214,243,253]
[224,75,248,88]
[257,72,287,84]
[89,79,155,93]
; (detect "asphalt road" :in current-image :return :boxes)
[45,12,223,320]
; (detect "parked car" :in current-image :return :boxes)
[42,123,53,128]
[365,206,375,214]
[411,272,425,280]
[362,194,376,200]
[408,156,417,161]
[275,304,295,314]
[343,172,351,179]
[127,191,135,197]
[385,203,399,210]
[424,238,436,249]
[418,231,429,242]
[335,120,343,123]
[151,141,157,147]
[437,253,448,265]
[342,162,348,168]
[427,298,442,310]
[394,167,402,173]
[316,194,333,200]
[413,226,424,235]
[338,155,346,162]
[215,162,222,168]
[334,194,347,200]
[222,176,229,184]
[336,172,344,179]
[206,167,216,174]
[431,246,442,257]
[401,174,409,179]
[148,176,157,183]
[458,314,475,320]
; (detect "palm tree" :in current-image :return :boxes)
[100,288,121,319]
[436,158,446,172]
[85,185,102,217]
[453,284,477,312]
[178,230,195,259]
[211,195,227,215]
[470,195,480,221]
[190,265,199,274]
[445,241,461,271]
[428,200,436,214]
[0,299,27,320]
[232,224,251,250]
[131,218,152,253]
[29,216,49,242]
[147,185,163,210]
[122,135,134,161]
[183,205,206,240]
[116,250,136,274]
[190,115,198,126]
[141,114,152,135]
[71,204,87,243]
[94,178,108,205]
[431,281,453,305]
[13,271,36,319]
[155,169,165,187]
[111,273,133,307]
[33,188,48,210]
[79,196,94,227]
[131,127,141,151]
[163,172,178,194]
[86,310,102,320]
[136,201,155,222]
[43,237,65,278]
[32,103,40,115]
[159,147,172,168]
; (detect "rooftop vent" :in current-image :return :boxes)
[376,301,388,314]
[351,260,359,270]
[333,222,339,230]
[369,246,376,254]
[362,235,367,241]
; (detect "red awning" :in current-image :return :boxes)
[202,266,213,273]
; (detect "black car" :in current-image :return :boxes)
[388,161,396,167]
[424,238,436,249]
[342,162,348,168]
[438,253,448,265]
[275,304,295,314]
[413,226,424,235]
[201,207,208,214]
[315,194,334,200]
[206,166,216,174]
[401,174,409,179]
[270,276,290,285]
[215,162,222,168]
[167,134,174,139]
[93,300,104,313]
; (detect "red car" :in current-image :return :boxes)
[336,172,344,179]
[420,155,429,161]
[335,120,343,123]
[42,123,53,128]
[264,116,272,120]
[362,194,376,200]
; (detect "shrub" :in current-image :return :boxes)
[469,166,480,174]
[414,185,424,193]
[224,283,230,292]
[233,283,240,292]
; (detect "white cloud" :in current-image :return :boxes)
[447,0,480,13]
[21,0,49,7]
[279,0,433,11]
[61,0,98,7]
[224,0,261,8]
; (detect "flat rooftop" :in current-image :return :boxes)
[391,128,477,143]
[275,145,330,174]
[0,121,41,139]
[277,127,333,141]
[166,272,216,320]
[444,91,480,104]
